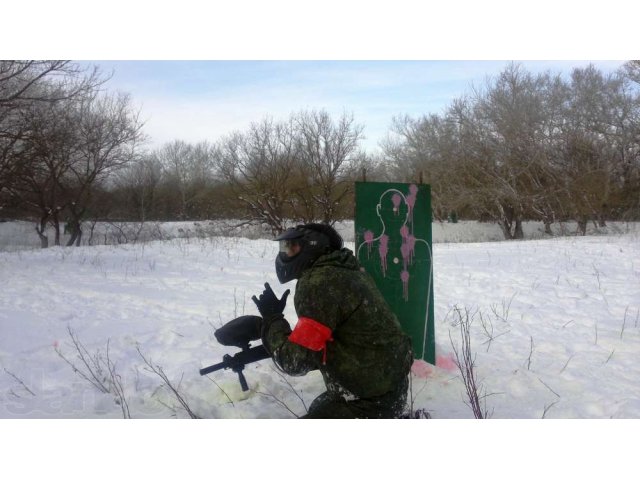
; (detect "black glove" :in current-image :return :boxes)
[252,282,290,320]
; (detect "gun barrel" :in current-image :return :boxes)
[199,361,227,376]
[199,345,270,377]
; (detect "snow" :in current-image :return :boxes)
[1,220,639,475]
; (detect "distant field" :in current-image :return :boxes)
[1,218,638,252]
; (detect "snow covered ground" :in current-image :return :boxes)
[2,220,639,478]
[1,221,639,419]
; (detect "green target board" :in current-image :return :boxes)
[354,181,435,363]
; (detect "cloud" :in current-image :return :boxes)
[98,60,627,152]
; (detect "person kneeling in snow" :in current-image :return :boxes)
[252,223,413,419]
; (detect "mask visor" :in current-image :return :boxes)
[279,239,300,257]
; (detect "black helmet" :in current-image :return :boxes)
[274,223,343,283]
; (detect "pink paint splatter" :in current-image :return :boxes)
[400,243,411,270]
[364,230,374,258]
[400,226,415,267]
[411,355,457,378]
[391,193,401,214]
[436,353,457,371]
[378,234,389,277]
[411,359,434,378]
[406,185,418,224]
[407,234,416,264]
[400,269,410,300]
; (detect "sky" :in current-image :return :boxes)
[83,60,627,153]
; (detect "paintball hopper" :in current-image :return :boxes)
[202,315,269,391]
[214,315,262,348]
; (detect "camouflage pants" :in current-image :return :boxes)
[301,375,409,419]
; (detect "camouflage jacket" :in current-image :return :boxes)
[262,248,413,399]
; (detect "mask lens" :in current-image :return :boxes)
[279,240,299,257]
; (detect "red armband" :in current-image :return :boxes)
[288,316,333,364]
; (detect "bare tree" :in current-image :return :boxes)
[382,62,640,232]
[113,154,164,222]
[62,91,145,245]
[555,65,640,232]
[622,60,640,85]
[0,61,103,108]
[7,88,143,247]
[6,88,80,246]
[0,61,105,202]
[382,113,462,221]
[466,64,557,238]
[214,117,297,233]
[292,110,365,224]
[152,140,215,220]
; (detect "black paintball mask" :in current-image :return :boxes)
[274,223,343,284]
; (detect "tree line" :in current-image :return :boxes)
[1,60,639,247]
[0,61,144,247]
[383,61,640,238]
[109,110,372,235]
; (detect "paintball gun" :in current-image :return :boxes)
[199,315,271,391]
